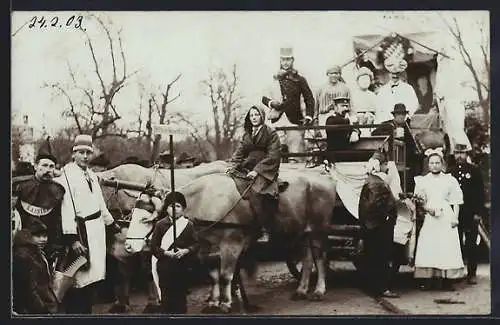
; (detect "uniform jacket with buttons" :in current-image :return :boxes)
[274,70,315,125]
[449,162,485,225]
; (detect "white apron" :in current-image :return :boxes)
[74,217,107,288]
[54,162,115,288]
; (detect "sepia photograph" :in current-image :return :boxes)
[11,10,491,316]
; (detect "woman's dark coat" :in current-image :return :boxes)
[230,106,281,196]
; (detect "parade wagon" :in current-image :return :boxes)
[280,29,475,279]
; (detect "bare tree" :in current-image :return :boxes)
[43,14,139,139]
[171,112,210,161]
[148,74,182,163]
[201,64,244,160]
[441,15,490,124]
[127,80,147,138]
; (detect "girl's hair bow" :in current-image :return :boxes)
[424,147,444,158]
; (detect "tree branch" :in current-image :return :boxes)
[94,15,117,82]
[118,28,127,80]
[442,16,487,105]
[44,83,83,134]
[83,29,107,95]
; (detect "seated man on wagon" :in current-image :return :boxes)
[324,95,361,154]
[371,103,422,192]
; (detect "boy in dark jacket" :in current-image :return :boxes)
[13,218,59,314]
[150,191,199,314]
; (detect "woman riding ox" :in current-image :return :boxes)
[226,105,281,234]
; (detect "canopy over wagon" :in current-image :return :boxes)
[348,29,471,151]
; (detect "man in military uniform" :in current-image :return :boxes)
[371,103,422,192]
[262,47,315,162]
[449,143,486,284]
[12,152,66,266]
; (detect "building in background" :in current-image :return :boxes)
[12,115,35,168]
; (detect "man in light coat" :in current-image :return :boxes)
[54,134,121,314]
[375,58,419,124]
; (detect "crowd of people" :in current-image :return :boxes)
[357,142,485,298]
[262,46,423,162]
[11,45,487,314]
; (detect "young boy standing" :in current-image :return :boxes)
[150,191,199,314]
[13,218,59,314]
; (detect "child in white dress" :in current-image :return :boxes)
[413,148,465,291]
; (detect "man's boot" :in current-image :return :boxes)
[259,194,280,243]
[280,144,289,163]
[467,259,478,284]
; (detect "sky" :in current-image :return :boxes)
[11,10,489,137]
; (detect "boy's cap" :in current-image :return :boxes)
[27,218,48,235]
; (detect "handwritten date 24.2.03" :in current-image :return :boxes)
[28,15,85,31]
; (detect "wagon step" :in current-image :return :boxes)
[327,235,356,243]
[327,246,358,252]
[327,224,361,232]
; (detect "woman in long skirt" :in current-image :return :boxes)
[413,148,465,291]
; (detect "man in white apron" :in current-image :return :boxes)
[54,134,121,314]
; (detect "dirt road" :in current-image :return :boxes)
[93,261,490,316]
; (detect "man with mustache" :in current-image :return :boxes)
[12,152,66,268]
[262,47,315,163]
[449,143,486,285]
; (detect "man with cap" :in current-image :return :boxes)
[262,47,315,162]
[314,64,353,138]
[324,94,361,153]
[53,134,121,314]
[449,143,486,285]
[12,151,66,268]
[372,103,422,192]
[150,191,199,314]
[375,58,419,124]
[358,150,400,298]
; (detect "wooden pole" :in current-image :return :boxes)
[170,134,177,251]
